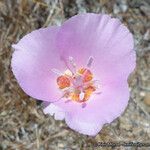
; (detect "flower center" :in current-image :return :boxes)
[57,68,96,103]
[53,56,98,103]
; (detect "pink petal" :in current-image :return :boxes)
[11,26,65,102]
[44,104,65,120]
[57,13,136,84]
[65,115,103,136]
[52,81,129,136]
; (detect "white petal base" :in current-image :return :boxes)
[44,104,65,120]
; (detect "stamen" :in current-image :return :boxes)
[51,68,63,76]
[65,100,71,103]
[87,56,94,68]
[64,69,73,76]
[79,92,85,100]
[83,80,97,87]
[92,80,100,89]
[94,91,101,95]
[61,56,74,75]
[78,68,93,83]
[63,86,74,94]
[82,102,86,108]
[83,80,100,90]
[69,56,76,73]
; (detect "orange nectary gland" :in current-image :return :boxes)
[56,68,96,103]
[78,68,93,82]
[57,75,70,89]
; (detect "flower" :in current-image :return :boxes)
[11,13,136,136]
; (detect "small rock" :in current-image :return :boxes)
[113,4,120,14]
[144,93,150,106]
[140,91,145,97]
[144,29,150,41]
[140,5,150,17]
[58,143,64,148]
[120,4,128,12]
[119,1,128,12]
